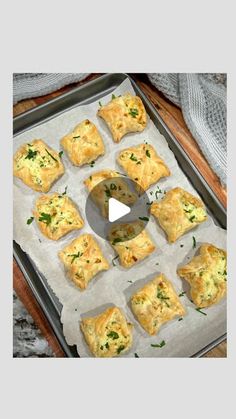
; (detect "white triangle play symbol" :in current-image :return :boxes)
[108,197,131,222]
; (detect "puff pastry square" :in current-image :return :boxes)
[13,139,65,192]
[108,221,155,268]
[58,234,109,290]
[151,187,207,243]
[117,143,170,192]
[177,243,227,308]
[33,193,84,240]
[84,169,137,218]
[97,93,147,142]
[60,119,105,166]
[131,274,186,335]
[80,306,133,357]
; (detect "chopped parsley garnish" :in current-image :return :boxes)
[112,255,119,266]
[146,201,153,206]
[146,149,151,158]
[25,149,38,160]
[62,186,68,195]
[107,331,119,340]
[117,345,125,354]
[195,307,207,316]
[134,353,139,358]
[128,280,133,283]
[59,151,63,158]
[104,342,109,349]
[104,185,112,198]
[69,251,83,264]
[110,183,117,190]
[38,213,52,225]
[45,149,58,162]
[151,340,166,348]
[136,161,141,165]
[112,237,123,245]
[90,160,95,167]
[86,260,90,263]
[112,94,116,100]
[73,135,81,139]
[129,108,139,118]
[157,290,170,307]
[130,153,138,161]
[192,236,196,248]
[180,244,184,248]
[178,291,186,297]
[189,215,196,223]
[178,317,183,321]
[99,101,102,107]
[27,216,34,225]
[139,216,149,222]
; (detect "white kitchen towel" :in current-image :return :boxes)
[148,73,227,185]
[13,73,90,104]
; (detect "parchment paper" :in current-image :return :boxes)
[13,78,227,357]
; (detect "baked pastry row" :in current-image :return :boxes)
[80,244,227,357]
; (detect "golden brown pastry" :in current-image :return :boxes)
[60,119,105,166]
[131,274,186,335]
[80,306,133,357]
[58,234,109,290]
[108,221,155,268]
[177,243,227,308]
[97,93,147,142]
[13,140,65,192]
[150,187,207,243]
[33,193,84,240]
[84,169,137,218]
[117,143,170,192]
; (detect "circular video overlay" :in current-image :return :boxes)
[85,176,151,241]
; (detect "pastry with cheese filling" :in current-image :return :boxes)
[108,221,155,268]
[33,193,84,240]
[58,234,109,290]
[97,93,147,142]
[80,306,133,357]
[84,169,137,218]
[117,143,170,192]
[131,274,185,335]
[61,119,105,166]
[150,187,207,243]
[13,139,65,192]
[177,244,227,308]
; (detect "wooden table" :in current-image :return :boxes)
[13,73,227,357]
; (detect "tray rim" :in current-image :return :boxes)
[13,73,227,358]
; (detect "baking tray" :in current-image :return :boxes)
[13,73,227,357]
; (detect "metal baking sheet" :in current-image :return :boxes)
[13,73,227,357]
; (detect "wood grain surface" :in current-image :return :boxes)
[13,73,227,357]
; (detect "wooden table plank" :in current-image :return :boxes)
[13,73,226,357]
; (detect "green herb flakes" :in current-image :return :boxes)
[45,149,58,162]
[25,149,38,160]
[192,236,196,248]
[38,213,52,225]
[59,151,63,158]
[139,216,149,222]
[27,216,34,225]
[195,307,207,316]
[107,331,119,340]
[130,153,138,161]
[151,340,166,348]
[69,251,83,264]
[129,108,139,118]
[146,149,151,158]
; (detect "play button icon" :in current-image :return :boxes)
[108,198,131,222]
[85,175,151,240]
